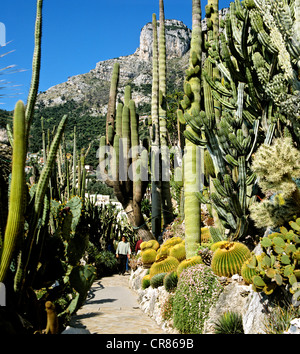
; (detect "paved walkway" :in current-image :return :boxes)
[68,273,166,334]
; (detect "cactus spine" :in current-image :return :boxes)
[0,101,26,282]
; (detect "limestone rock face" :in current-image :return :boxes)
[137,20,191,61]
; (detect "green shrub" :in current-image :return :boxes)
[213,311,244,334]
[87,244,118,278]
[173,264,223,334]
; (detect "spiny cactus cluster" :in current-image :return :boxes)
[182,0,300,250]
[249,137,300,228]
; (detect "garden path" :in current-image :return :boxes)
[68,273,166,334]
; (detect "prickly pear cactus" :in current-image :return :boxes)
[249,219,300,297]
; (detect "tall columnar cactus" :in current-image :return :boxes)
[151,13,162,238]
[106,62,120,144]
[158,0,174,227]
[99,75,154,240]
[0,101,26,282]
[180,0,203,258]
[25,0,43,146]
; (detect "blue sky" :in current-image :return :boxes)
[0,0,231,111]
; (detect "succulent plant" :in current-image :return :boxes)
[141,249,157,265]
[213,311,244,334]
[149,256,180,279]
[163,271,178,292]
[249,138,300,229]
[241,255,259,285]
[249,219,300,295]
[169,242,186,262]
[142,274,151,289]
[211,242,251,277]
[150,272,167,288]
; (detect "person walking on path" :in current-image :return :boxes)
[116,236,131,275]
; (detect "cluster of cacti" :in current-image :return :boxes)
[140,239,160,265]
[182,0,300,250]
[249,137,300,228]
[241,219,300,296]
[0,1,100,333]
[247,0,300,126]
[211,241,251,277]
[155,236,185,261]
[99,66,153,241]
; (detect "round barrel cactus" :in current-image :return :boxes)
[169,242,186,262]
[211,242,251,277]
[149,256,180,278]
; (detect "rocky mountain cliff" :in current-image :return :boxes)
[32,10,228,159]
[36,19,192,117]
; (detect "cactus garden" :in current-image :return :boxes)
[0,0,300,335]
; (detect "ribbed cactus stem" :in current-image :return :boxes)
[106,62,119,144]
[184,0,203,258]
[0,101,26,282]
[35,115,68,215]
[151,13,162,238]
[72,126,77,195]
[159,0,174,226]
[25,0,43,144]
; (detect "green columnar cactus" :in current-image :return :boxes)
[181,0,203,258]
[159,0,174,227]
[151,13,162,238]
[72,126,77,196]
[0,101,26,282]
[211,241,251,277]
[99,77,153,240]
[25,0,43,145]
[19,114,68,292]
[106,62,120,144]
